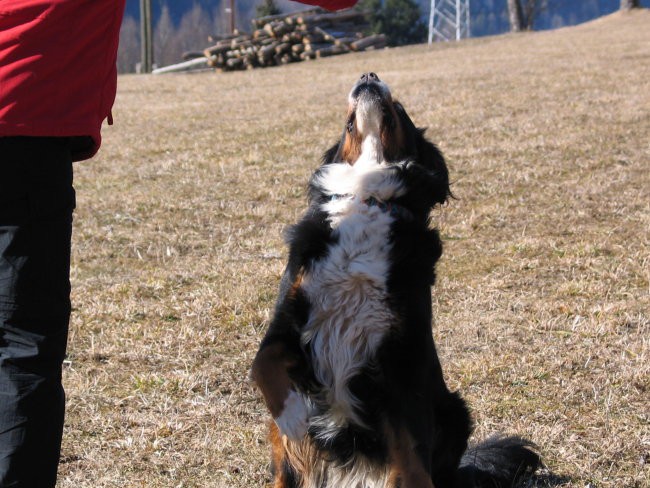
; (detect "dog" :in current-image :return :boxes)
[252,72,541,488]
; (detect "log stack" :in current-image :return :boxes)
[200,9,386,73]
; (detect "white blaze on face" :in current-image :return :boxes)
[349,82,391,133]
[355,95,383,138]
[347,78,393,166]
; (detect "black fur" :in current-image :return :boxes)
[254,83,540,487]
[458,436,542,487]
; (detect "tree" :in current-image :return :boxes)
[620,0,640,9]
[506,0,550,31]
[507,0,524,31]
[174,4,213,55]
[154,5,181,68]
[256,0,281,18]
[117,15,140,73]
[359,0,426,46]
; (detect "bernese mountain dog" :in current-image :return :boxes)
[252,72,541,488]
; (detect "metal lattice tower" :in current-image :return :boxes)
[428,0,471,44]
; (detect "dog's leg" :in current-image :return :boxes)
[386,425,434,488]
[252,341,311,440]
[252,342,296,420]
[270,421,298,488]
[270,421,325,488]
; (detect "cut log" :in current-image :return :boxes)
[232,39,254,50]
[313,26,335,42]
[300,51,317,60]
[230,35,252,48]
[226,57,244,70]
[203,42,232,57]
[275,43,291,55]
[350,34,387,51]
[334,37,358,46]
[207,32,238,43]
[283,31,304,44]
[251,8,321,29]
[207,53,226,67]
[304,42,334,53]
[251,12,289,28]
[258,42,279,62]
[152,57,212,74]
[315,44,349,58]
[303,31,327,44]
[264,20,293,39]
[253,29,268,40]
[182,51,205,60]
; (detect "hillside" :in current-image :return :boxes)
[61,10,649,488]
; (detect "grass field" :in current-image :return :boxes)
[58,10,649,488]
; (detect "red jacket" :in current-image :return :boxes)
[0,0,126,161]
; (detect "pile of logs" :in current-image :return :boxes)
[153,9,386,74]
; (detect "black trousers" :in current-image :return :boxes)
[0,137,75,488]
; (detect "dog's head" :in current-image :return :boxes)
[322,73,451,207]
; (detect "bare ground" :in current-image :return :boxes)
[59,10,649,488]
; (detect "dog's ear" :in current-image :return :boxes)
[393,102,451,206]
[309,138,346,204]
[322,139,342,166]
[414,130,450,205]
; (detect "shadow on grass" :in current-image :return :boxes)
[522,469,572,487]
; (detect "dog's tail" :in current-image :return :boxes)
[456,435,542,487]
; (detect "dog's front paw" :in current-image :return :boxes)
[274,390,310,440]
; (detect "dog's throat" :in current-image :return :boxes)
[355,134,384,168]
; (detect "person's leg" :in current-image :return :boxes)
[0,137,75,487]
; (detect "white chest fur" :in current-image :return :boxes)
[301,154,404,431]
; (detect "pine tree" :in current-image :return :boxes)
[256,0,281,18]
[117,16,140,73]
[155,5,179,67]
[359,0,426,47]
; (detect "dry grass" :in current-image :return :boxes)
[59,10,649,487]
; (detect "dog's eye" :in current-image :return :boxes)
[346,117,355,133]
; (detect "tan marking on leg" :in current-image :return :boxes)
[284,435,322,488]
[270,421,290,488]
[288,271,304,299]
[268,421,323,488]
[386,424,434,488]
[269,420,293,488]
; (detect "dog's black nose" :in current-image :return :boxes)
[360,72,379,84]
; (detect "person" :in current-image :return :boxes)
[0,1,126,486]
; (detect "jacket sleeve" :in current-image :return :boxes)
[0,0,126,161]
